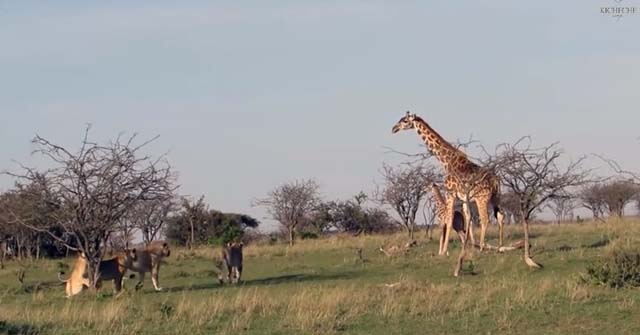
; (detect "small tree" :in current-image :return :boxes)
[597,155,640,217]
[579,184,607,221]
[316,192,394,236]
[545,192,577,224]
[254,179,320,246]
[375,163,440,240]
[598,179,639,218]
[5,127,177,288]
[303,201,334,236]
[122,196,178,246]
[165,197,259,246]
[0,179,61,259]
[496,138,589,268]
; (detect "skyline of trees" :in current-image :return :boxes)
[1,128,639,264]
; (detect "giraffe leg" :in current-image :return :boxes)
[462,202,473,247]
[440,195,455,256]
[476,199,490,251]
[496,209,505,247]
[438,223,445,255]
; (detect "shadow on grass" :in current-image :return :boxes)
[0,320,43,335]
[243,272,357,286]
[539,237,610,254]
[583,238,610,249]
[557,245,574,252]
[165,272,359,293]
[164,282,220,293]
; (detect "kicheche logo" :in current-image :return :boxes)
[601,0,637,20]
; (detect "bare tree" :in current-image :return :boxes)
[499,191,521,225]
[128,197,178,245]
[5,127,177,288]
[180,196,207,250]
[495,138,589,268]
[254,179,320,246]
[374,163,441,240]
[114,218,136,250]
[422,195,438,239]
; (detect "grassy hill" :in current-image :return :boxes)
[1,220,640,335]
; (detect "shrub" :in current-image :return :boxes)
[300,231,319,240]
[583,248,640,288]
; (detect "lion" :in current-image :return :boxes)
[94,250,137,293]
[126,241,171,291]
[219,242,243,284]
[58,250,136,297]
[58,253,91,297]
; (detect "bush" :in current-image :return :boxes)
[300,231,319,240]
[583,248,640,288]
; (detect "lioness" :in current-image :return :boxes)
[219,242,243,284]
[58,253,90,297]
[126,241,171,291]
[95,250,137,293]
[58,250,136,297]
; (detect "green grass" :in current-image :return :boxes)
[1,220,640,335]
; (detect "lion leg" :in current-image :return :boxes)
[135,272,145,291]
[236,265,243,284]
[114,275,123,293]
[217,265,225,284]
[151,266,162,291]
[65,281,73,297]
[217,263,225,284]
[69,279,87,297]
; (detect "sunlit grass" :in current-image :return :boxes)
[1,219,640,334]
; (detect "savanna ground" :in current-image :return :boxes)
[1,221,640,335]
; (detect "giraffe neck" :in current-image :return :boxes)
[413,117,470,174]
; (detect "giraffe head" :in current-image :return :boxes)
[391,111,417,133]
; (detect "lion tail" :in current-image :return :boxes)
[58,271,68,282]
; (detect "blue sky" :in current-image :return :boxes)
[1,1,639,229]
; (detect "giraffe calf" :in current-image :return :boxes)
[430,184,467,254]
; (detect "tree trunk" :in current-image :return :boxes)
[36,235,41,260]
[288,226,295,246]
[189,217,195,250]
[408,220,415,240]
[88,259,101,290]
[16,239,23,261]
[522,215,541,268]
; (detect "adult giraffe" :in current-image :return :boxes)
[391,111,505,255]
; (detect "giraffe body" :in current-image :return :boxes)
[392,112,505,255]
